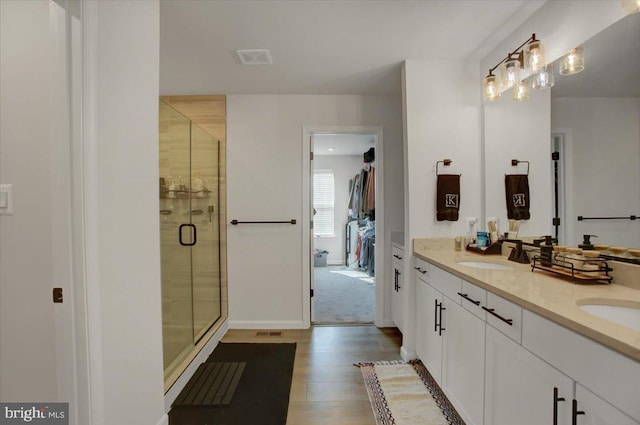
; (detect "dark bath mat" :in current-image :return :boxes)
[169,342,296,425]
[172,362,246,407]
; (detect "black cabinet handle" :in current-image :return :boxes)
[434,299,439,332]
[457,292,480,306]
[438,302,446,336]
[482,306,513,326]
[572,399,585,425]
[393,254,403,260]
[414,266,427,274]
[179,224,196,246]
[394,269,398,292]
[553,387,566,425]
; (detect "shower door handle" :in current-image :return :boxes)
[179,224,197,246]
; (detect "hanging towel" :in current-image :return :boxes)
[505,174,530,220]
[436,174,460,221]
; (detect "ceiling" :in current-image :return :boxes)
[159,0,546,96]
[551,12,640,98]
[313,133,375,156]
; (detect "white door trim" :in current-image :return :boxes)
[302,126,385,328]
[80,1,106,423]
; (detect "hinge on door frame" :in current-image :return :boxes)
[310,152,314,160]
[310,289,314,297]
[310,220,314,229]
[552,151,560,160]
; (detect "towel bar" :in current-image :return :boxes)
[230,219,297,225]
[577,215,637,221]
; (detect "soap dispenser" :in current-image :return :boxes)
[540,235,554,267]
[579,234,597,250]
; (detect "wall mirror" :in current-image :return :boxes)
[484,12,640,250]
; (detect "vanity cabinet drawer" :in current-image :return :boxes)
[428,265,462,301]
[458,280,487,320]
[392,246,405,263]
[414,258,430,281]
[485,292,522,344]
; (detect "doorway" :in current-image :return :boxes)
[311,133,377,324]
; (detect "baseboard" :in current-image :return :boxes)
[228,320,307,329]
[401,346,417,361]
[327,260,344,266]
[155,414,169,425]
[164,320,229,413]
[381,319,397,328]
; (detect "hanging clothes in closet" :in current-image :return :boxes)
[347,160,375,220]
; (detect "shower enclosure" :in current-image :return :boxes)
[159,100,222,383]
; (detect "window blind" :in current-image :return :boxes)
[313,170,335,236]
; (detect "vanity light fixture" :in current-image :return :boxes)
[622,0,640,14]
[482,33,546,102]
[559,46,585,75]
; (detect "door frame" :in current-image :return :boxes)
[551,129,570,245]
[302,126,384,328]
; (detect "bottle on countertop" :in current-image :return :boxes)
[540,235,554,267]
[579,234,597,250]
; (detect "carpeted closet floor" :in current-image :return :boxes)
[313,266,375,324]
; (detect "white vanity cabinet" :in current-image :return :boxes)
[442,296,485,425]
[485,324,574,425]
[416,276,443,381]
[391,245,405,332]
[574,384,639,425]
[413,256,640,425]
[415,261,484,425]
[523,310,640,424]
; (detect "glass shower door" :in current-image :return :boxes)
[191,124,221,341]
[159,101,194,378]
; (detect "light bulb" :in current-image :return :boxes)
[525,40,546,72]
[483,74,500,102]
[622,0,640,14]
[532,63,554,90]
[560,46,584,75]
[513,81,530,102]
[501,57,521,90]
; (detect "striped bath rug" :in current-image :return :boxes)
[356,360,465,425]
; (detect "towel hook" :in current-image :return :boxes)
[436,159,453,176]
[511,159,529,175]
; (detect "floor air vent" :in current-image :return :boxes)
[256,331,282,337]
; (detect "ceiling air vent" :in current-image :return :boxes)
[236,49,273,65]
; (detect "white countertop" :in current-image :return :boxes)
[413,240,640,362]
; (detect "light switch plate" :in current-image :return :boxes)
[0,184,13,215]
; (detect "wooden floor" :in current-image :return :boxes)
[222,325,403,425]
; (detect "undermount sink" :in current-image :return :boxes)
[456,260,513,271]
[577,299,640,332]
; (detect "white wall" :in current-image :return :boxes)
[0,0,58,401]
[402,60,483,358]
[484,88,552,237]
[226,95,403,328]
[92,2,166,424]
[313,154,363,265]
[553,97,640,247]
